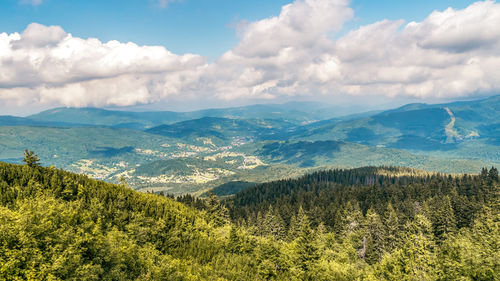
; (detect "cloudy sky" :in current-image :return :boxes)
[1,0,499,115]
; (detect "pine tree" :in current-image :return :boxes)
[295,207,319,278]
[287,214,299,240]
[119,176,128,188]
[432,196,457,241]
[288,206,310,240]
[384,202,400,252]
[22,149,40,168]
[489,167,498,183]
[206,191,229,226]
[256,240,283,280]
[227,225,242,253]
[315,222,327,254]
[344,202,363,234]
[364,208,385,264]
[262,205,286,240]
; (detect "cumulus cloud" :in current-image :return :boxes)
[210,0,500,100]
[329,0,500,98]
[0,23,206,107]
[1,0,500,111]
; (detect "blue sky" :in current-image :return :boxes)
[0,0,498,115]
[0,0,476,58]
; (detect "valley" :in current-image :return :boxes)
[0,95,499,195]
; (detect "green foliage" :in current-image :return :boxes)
[294,207,320,279]
[209,181,257,197]
[364,208,385,264]
[429,196,457,242]
[0,162,498,280]
[205,191,229,226]
[0,161,240,280]
[436,207,500,280]
[22,149,40,168]
[227,166,499,280]
[262,205,286,241]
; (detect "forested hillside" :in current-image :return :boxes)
[0,161,246,280]
[221,166,499,280]
[1,96,499,195]
[2,158,494,280]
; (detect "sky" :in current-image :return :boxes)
[0,0,499,115]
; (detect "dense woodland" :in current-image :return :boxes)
[0,154,498,280]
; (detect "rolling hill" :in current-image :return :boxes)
[27,101,351,129]
[295,95,500,151]
[146,117,296,145]
[0,95,498,194]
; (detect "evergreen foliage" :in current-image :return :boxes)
[0,161,498,280]
[22,149,40,168]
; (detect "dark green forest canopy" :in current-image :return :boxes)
[225,166,498,234]
[0,161,498,280]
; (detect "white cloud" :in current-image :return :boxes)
[0,23,206,107]
[414,1,500,53]
[1,0,500,111]
[327,0,500,98]
[210,0,500,100]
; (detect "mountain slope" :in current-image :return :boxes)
[27,102,348,129]
[28,107,178,129]
[146,117,295,145]
[0,161,262,280]
[255,140,496,173]
[0,115,89,127]
[296,95,500,151]
[0,95,498,194]
[2,161,498,280]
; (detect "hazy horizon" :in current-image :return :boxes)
[5,93,499,118]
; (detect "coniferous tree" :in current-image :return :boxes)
[287,213,299,240]
[263,205,286,240]
[206,191,229,226]
[22,149,40,168]
[364,208,385,264]
[119,175,128,187]
[384,202,400,252]
[344,202,364,234]
[431,196,457,241]
[228,225,242,253]
[256,240,283,280]
[436,207,499,281]
[294,207,319,278]
[0,161,497,280]
[315,222,327,255]
[489,167,498,183]
[377,214,436,281]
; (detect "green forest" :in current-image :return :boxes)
[0,155,498,280]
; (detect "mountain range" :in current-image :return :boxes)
[0,95,498,195]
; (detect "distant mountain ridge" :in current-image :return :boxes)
[0,95,498,194]
[294,94,500,151]
[26,101,353,129]
[0,115,91,127]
